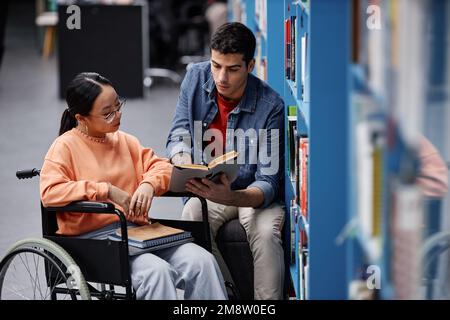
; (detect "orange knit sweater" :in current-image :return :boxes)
[40,128,173,236]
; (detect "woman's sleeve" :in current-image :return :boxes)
[40,141,109,207]
[140,147,173,196]
[416,135,449,197]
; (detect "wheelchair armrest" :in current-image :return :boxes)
[43,201,129,247]
[46,201,116,214]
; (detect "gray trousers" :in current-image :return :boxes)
[182,199,285,300]
[78,222,227,300]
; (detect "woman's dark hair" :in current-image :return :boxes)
[210,22,256,66]
[59,72,112,136]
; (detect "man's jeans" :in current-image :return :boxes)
[182,199,285,300]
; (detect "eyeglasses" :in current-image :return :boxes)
[90,97,126,123]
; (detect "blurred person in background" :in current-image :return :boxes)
[205,0,227,38]
[417,135,449,198]
[0,0,9,70]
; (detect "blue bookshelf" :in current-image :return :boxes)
[230,0,350,299]
[306,0,350,300]
[282,0,352,300]
[229,0,450,300]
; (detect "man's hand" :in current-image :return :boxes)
[130,183,154,218]
[185,173,236,206]
[171,153,192,165]
[186,173,265,208]
[108,184,131,215]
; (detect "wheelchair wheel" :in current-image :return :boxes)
[0,238,90,300]
[420,232,450,299]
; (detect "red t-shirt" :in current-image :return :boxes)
[207,93,239,155]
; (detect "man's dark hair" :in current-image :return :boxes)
[210,22,256,66]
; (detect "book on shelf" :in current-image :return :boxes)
[290,202,299,263]
[288,117,298,184]
[298,137,308,246]
[109,222,193,256]
[285,15,298,83]
[285,18,291,79]
[299,246,306,300]
[304,249,309,300]
[295,135,301,206]
[288,105,297,117]
[301,33,308,99]
[169,151,239,192]
[299,137,309,217]
[291,15,296,82]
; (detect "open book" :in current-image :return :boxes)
[108,223,193,255]
[169,151,240,192]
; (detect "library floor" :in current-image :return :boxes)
[0,3,184,259]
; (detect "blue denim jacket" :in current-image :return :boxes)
[166,61,285,208]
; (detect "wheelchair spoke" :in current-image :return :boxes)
[1,249,71,300]
[19,253,38,299]
[47,258,56,298]
[20,252,46,299]
[44,280,50,299]
[8,262,29,299]
[45,261,58,300]
[29,253,40,299]
[4,284,31,300]
[3,265,26,299]
[50,273,66,300]
[31,251,45,299]
[26,252,44,299]
[47,260,65,300]
[4,257,34,300]
[1,242,87,300]
[32,253,39,297]
[43,260,51,299]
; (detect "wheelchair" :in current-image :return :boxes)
[420,230,450,299]
[0,168,237,300]
[419,198,450,300]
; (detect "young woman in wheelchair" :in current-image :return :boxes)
[39,72,227,300]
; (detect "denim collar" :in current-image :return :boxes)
[202,72,258,114]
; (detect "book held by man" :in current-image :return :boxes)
[108,222,193,256]
[169,151,240,192]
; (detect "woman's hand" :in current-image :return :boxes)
[108,184,131,215]
[130,183,154,218]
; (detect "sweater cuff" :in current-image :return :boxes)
[97,182,110,201]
